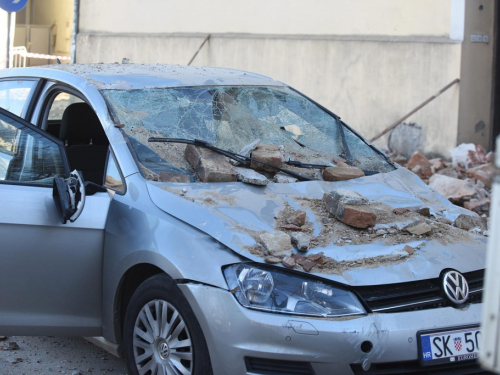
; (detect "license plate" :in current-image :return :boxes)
[418,326,481,366]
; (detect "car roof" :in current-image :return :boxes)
[1,64,286,90]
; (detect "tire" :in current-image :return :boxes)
[123,274,213,375]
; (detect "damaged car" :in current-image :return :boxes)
[0,64,488,375]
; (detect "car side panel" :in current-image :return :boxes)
[0,184,109,336]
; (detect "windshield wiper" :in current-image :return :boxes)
[148,138,314,181]
[285,160,332,169]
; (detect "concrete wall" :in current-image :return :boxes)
[458,0,496,149]
[76,0,466,157]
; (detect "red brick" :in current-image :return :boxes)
[323,167,365,181]
[342,205,377,229]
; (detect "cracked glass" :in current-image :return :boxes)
[102,86,393,180]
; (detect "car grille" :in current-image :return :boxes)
[245,357,315,375]
[352,270,483,313]
[350,360,493,374]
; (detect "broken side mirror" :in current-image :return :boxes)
[53,170,86,224]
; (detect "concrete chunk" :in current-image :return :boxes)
[454,214,486,231]
[250,144,283,172]
[286,210,307,226]
[428,174,476,202]
[404,221,432,235]
[291,232,311,252]
[234,167,269,186]
[323,166,365,181]
[259,231,293,256]
[185,145,237,182]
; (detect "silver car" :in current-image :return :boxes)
[0,64,487,375]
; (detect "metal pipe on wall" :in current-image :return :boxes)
[71,0,79,63]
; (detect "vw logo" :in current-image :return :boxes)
[158,341,170,360]
[442,270,469,304]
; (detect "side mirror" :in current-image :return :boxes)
[53,170,86,224]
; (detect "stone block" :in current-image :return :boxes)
[250,144,282,172]
[259,231,292,256]
[185,145,237,182]
[234,167,269,186]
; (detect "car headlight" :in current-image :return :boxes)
[223,264,366,318]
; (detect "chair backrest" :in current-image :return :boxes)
[59,103,109,184]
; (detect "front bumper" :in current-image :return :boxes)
[179,283,483,375]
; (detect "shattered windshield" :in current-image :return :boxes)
[102,86,394,181]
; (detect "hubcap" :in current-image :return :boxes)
[133,299,193,375]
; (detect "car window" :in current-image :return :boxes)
[104,151,125,193]
[0,80,37,117]
[0,111,66,186]
[48,92,84,120]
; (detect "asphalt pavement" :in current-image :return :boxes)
[0,336,127,374]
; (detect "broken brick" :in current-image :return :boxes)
[342,205,377,229]
[282,256,296,268]
[297,259,317,272]
[291,253,305,261]
[185,145,237,182]
[307,253,324,263]
[417,207,431,217]
[464,198,491,213]
[403,245,415,255]
[407,152,431,170]
[250,144,282,172]
[467,163,494,189]
[323,190,376,229]
[286,210,307,226]
[393,207,410,215]
[322,166,365,181]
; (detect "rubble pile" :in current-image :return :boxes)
[388,143,495,217]
[251,186,485,274]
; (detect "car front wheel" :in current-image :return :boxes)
[123,274,212,375]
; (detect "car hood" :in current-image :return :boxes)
[146,166,486,286]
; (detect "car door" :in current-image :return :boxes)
[0,107,110,336]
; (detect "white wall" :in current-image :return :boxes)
[76,0,465,157]
[79,0,454,38]
[77,34,461,157]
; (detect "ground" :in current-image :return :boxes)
[0,337,127,375]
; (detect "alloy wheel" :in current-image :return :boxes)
[133,299,193,375]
